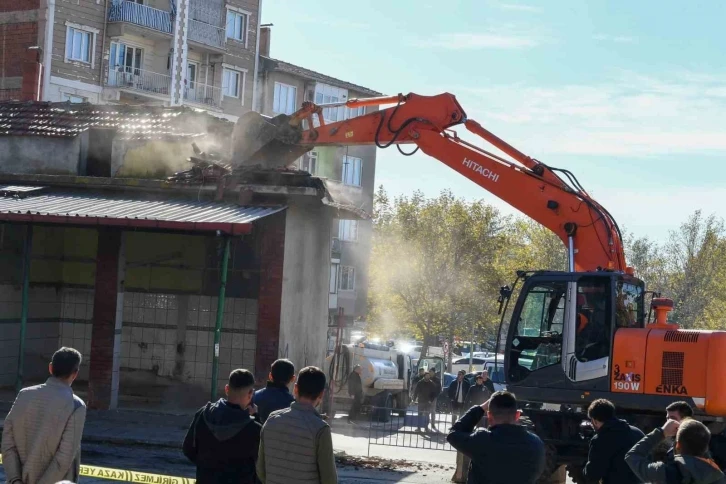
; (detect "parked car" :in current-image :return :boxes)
[449,354,506,374]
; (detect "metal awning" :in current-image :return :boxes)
[0,186,285,235]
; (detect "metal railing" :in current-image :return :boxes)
[0,89,21,101]
[188,19,226,49]
[367,406,458,453]
[107,67,171,97]
[183,81,222,108]
[108,1,173,34]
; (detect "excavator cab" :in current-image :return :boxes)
[502,271,645,403]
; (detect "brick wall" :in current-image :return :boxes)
[254,211,285,383]
[0,1,39,11]
[0,22,38,79]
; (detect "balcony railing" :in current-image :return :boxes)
[107,67,171,97]
[108,1,173,35]
[184,81,222,108]
[188,19,225,49]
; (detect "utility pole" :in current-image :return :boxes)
[469,319,474,373]
[327,307,344,417]
[210,236,231,401]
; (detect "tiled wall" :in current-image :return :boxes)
[0,284,258,395]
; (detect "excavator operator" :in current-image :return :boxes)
[576,288,610,361]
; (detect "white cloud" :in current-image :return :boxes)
[497,3,542,13]
[451,70,726,157]
[411,32,539,49]
[593,34,637,43]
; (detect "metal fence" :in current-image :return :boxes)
[367,406,459,453]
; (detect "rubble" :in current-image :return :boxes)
[167,143,231,184]
[334,450,455,473]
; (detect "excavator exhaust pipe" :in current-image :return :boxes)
[231,111,311,170]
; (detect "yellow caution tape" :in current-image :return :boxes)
[0,454,195,484]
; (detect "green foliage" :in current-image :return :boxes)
[370,188,726,341]
[368,187,566,347]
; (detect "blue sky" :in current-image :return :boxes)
[262,0,726,242]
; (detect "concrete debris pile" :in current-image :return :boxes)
[334,451,454,473]
[167,143,231,183]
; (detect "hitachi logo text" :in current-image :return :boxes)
[463,158,500,182]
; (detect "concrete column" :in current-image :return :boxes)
[169,0,189,106]
[254,213,285,383]
[88,229,124,410]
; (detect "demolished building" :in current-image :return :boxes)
[0,101,368,410]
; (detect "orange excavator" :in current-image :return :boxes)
[233,92,726,481]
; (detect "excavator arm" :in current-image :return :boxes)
[234,92,628,274]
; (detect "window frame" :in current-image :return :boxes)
[342,155,363,187]
[338,219,359,242]
[222,67,244,99]
[65,23,98,67]
[339,266,356,291]
[273,82,297,115]
[61,93,87,103]
[226,7,250,45]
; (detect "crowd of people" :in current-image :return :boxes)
[447,394,726,484]
[3,346,726,484]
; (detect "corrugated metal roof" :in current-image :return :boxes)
[0,102,235,139]
[0,187,285,234]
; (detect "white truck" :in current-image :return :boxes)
[323,341,444,420]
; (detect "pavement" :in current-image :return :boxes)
[0,403,457,482]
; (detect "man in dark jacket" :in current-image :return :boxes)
[447,391,545,483]
[183,369,261,484]
[253,359,296,424]
[663,401,695,463]
[448,370,471,419]
[465,373,492,407]
[480,370,496,394]
[414,371,440,432]
[626,418,726,483]
[347,365,363,423]
[583,398,644,484]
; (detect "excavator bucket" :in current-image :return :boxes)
[231,111,311,170]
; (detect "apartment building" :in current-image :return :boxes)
[256,27,381,331]
[0,0,260,119]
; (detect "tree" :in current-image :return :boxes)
[368,187,510,357]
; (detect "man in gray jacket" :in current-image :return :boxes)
[2,347,86,484]
[257,366,337,484]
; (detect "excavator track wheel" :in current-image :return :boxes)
[536,444,559,484]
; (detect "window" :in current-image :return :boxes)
[339,219,359,242]
[345,106,366,119]
[339,266,355,291]
[514,282,566,371]
[226,10,248,43]
[314,83,347,122]
[616,279,644,328]
[62,93,86,103]
[222,68,241,98]
[575,278,611,362]
[273,82,297,115]
[65,27,92,64]
[342,156,362,186]
[329,263,339,294]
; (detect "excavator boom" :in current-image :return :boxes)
[234,92,627,273]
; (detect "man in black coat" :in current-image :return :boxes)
[414,371,440,432]
[183,369,261,484]
[448,370,471,419]
[465,373,492,407]
[347,365,364,423]
[253,358,295,424]
[447,391,545,483]
[583,398,644,484]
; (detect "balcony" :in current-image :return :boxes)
[107,67,171,98]
[188,19,225,50]
[108,1,172,36]
[183,82,222,109]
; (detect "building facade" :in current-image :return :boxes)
[0,0,260,120]
[256,27,381,334]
